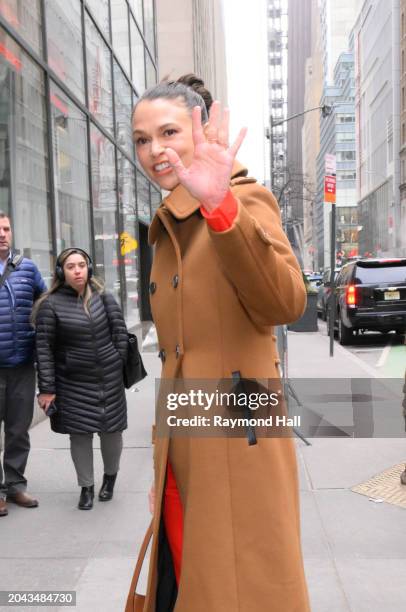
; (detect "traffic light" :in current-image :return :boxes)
[321,104,333,118]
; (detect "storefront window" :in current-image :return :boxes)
[0,28,52,280]
[136,169,150,223]
[117,152,139,327]
[90,124,120,298]
[151,187,161,217]
[113,60,134,158]
[111,0,130,76]
[50,82,91,256]
[86,13,113,134]
[145,52,156,89]
[130,17,145,94]
[143,0,155,55]
[45,0,85,103]
[85,0,110,40]
[0,0,43,56]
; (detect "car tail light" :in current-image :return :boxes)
[346,285,356,306]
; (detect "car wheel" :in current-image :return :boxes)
[338,315,353,346]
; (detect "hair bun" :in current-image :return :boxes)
[177,73,213,115]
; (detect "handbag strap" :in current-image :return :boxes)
[0,254,23,290]
[125,522,153,610]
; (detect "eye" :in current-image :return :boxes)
[135,137,148,146]
[163,128,177,137]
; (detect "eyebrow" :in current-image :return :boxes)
[133,122,178,135]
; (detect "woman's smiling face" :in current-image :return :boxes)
[132,97,195,191]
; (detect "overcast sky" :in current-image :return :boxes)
[223,0,269,184]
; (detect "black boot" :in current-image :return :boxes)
[98,474,117,501]
[78,486,94,510]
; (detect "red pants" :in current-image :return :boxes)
[162,462,183,585]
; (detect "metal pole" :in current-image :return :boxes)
[329,203,336,356]
[269,115,274,191]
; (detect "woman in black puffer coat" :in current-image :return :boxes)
[33,248,128,510]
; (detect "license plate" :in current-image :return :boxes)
[384,291,400,300]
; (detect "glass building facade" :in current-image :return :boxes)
[0,0,159,329]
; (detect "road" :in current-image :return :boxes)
[317,319,405,377]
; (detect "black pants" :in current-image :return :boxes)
[0,363,36,498]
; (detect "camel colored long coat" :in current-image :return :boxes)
[143,163,311,611]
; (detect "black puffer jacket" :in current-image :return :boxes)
[35,285,128,434]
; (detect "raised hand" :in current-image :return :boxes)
[165,101,247,212]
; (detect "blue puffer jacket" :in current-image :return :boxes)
[0,255,47,368]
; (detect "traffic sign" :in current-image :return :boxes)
[324,175,336,203]
[325,154,336,175]
[120,231,138,256]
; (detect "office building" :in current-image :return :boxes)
[354,0,402,256]
[315,50,357,269]
[0,0,158,329]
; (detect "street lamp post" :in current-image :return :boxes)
[265,104,334,394]
[265,104,332,200]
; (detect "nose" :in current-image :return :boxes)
[150,138,165,158]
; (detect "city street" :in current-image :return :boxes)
[1,325,405,611]
[317,319,405,377]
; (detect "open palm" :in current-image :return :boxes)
[165,102,247,212]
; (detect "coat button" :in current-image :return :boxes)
[172,274,179,289]
[149,281,157,295]
[175,344,181,358]
[158,349,166,363]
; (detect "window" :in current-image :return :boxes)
[151,187,161,217]
[145,52,156,89]
[85,0,110,39]
[45,0,85,103]
[403,123,406,146]
[0,0,43,55]
[113,60,134,158]
[337,171,356,181]
[129,0,143,31]
[111,0,131,76]
[143,0,155,55]
[90,124,120,298]
[0,28,52,279]
[136,170,150,223]
[336,132,355,142]
[130,17,145,94]
[337,151,355,161]
[117,151,139,327]
[50,82,91,254]
[86,13,113,133]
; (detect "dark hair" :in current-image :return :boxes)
[134,73,213,123]
[31,249,104,324]
[0,210,9,219]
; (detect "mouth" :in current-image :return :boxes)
[153,161,172,175]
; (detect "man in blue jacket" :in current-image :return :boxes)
[0,211,46,517]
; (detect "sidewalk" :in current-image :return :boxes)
[288,328,406,612]
[0,329,405,611]
[0,352,159,612]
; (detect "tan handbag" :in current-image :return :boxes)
[125,522,153,612]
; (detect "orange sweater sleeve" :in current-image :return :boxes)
[200,190,238,232]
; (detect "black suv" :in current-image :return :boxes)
[317,268,341,320]
[330,258,406,345]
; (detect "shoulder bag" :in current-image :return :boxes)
[125,522,153,612]
[101,292,147,389]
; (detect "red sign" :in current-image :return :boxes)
[324,175,336,203]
